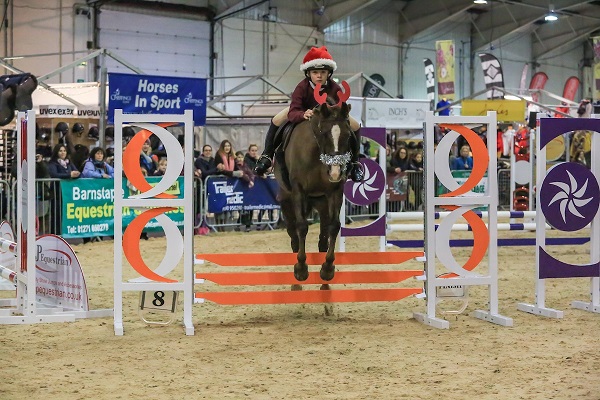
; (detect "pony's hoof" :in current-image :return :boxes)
[294,263,309,281]
[291,284,302,291]
[320,265,335,281]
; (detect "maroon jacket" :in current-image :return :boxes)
[288,78,342,123]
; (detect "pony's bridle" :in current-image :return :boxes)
[312,81,352,168]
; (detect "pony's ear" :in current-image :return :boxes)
[318,103,331,118]
[341,102,351,117]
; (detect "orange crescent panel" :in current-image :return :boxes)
[439,124,489,197]
[123,122,177,199]
[439,206,489,277]
[123,207,178,282]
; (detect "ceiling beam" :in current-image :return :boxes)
[397,0,474,43]
[533,23,599,59]
[317,0,381,32]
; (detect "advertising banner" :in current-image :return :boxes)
[108,72,206,125]
[205,176,280,213]
[35,234,89,311]
[528,72,549,103]
[363,98,429,129]
[386,172,408,202]
[60,177,185,238]
[593,37,600,101]
[555,76,580,118]
[461,99,526,121]
[435,40,456,100]
[424,58,435,110]
[478,53,505,99]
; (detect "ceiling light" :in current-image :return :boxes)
[545,4,558,21]
[473,0,488,4]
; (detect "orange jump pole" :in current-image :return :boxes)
[194,251,425,306]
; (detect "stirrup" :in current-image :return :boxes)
[254,155,272,175]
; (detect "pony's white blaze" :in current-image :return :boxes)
[329,165,342,182]
[331,124,341,151]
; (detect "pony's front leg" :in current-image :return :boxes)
[320,195,343,281]
[292,194,309,281]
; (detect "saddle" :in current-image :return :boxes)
[273,122,296,190]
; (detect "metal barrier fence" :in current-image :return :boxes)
[3,168,514,238]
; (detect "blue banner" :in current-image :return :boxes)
[206,176,280,213]
[108,73,206,125]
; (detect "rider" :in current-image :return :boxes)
[253,45,364,182]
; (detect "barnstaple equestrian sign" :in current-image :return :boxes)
[108,72,207,125]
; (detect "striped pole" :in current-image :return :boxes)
[387,211,537,220]
[388,222,548,232]
[0,237,17,254]
[0,265,16,284]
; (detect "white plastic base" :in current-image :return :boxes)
[571,301,600,314]
[114,322,124,336]
[517,302,564,318]
[472,310,513,326]
[0,312,76,324]
[413,312,450,329]
[184,321,194,336]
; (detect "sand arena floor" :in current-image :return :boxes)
[0,223,599,399]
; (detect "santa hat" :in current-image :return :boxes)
[300,46,337,72]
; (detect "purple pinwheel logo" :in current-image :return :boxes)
[540,162,600,231]
[344,158,385,206]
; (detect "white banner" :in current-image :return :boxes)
[364,98,429,129]
[35,234,89,311]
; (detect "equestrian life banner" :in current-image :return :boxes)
[435,40,456,100]
[59,177,185,238]
[108,72,207,125]
[205,176,280,213]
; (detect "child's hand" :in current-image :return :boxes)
[303,109,314,120]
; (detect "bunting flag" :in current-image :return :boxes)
[435,40,455,101]
[478,53,505,99]
[528,71,549,103]
[593,37,600,102]
[555,76,580,118]
[424,58,435,110]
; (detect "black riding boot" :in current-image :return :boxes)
[348,129,364,182]
[254,122,278,175]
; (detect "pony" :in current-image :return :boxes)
[274,83,354,282]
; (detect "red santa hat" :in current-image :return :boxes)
[300,46,337,72]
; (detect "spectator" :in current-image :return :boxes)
[140,139,157,176]
[452,145,473,170]
[234,151,255,232]
[214,139,238,177]
[47,144,81,179]
[390,147,410,173]
[501,124,515,158]
[408,150,424,210]
[82,147,114,178]
[153,157,167,176]
[194,144,219,182]
[577,98,593,118]
[385,145,395,174]
[244,144,259,171]
[436,97,451,116]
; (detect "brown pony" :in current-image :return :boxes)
[274,96,354,282]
